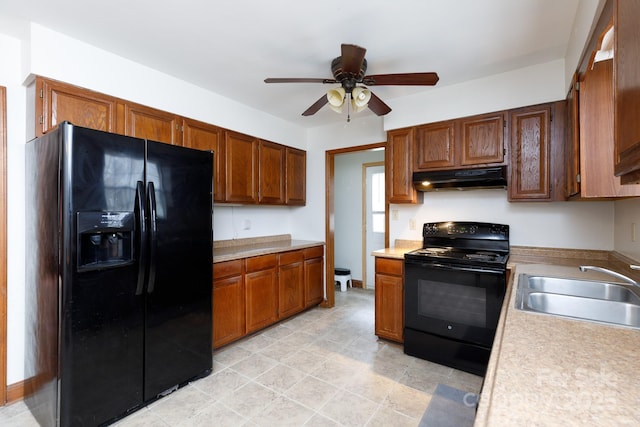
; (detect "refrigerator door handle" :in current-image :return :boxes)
[135,181,147,296]
[146,181,158,294]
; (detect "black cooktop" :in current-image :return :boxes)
[404,221,510,268]
[404,247,509,266]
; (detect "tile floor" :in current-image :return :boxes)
[0,288,483,427]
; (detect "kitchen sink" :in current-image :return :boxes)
[525,275,640,304]
[516,274,640,329]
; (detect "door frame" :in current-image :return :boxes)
[361,161,385,289]
[323,142,385,308]
[1,86,7,405]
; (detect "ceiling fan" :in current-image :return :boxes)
[264,43,439,119]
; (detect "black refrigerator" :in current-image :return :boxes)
[24,122,213,426]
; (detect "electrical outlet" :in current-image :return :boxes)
[391,210,399,221]
[409,218,416,230]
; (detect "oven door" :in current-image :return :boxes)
[404,259,506,348]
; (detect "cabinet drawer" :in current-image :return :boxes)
[213,259,242,280]
[279,250,304,265]
[246,254,277,272]
[375,257,403,276]
[303,245,324,259]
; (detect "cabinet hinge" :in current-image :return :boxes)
[39,89,44,99]
[38,115,43,124]
[575,81,580,91]
[576,173,581,183]
[503,121,506,128]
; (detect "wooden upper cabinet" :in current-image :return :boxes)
[286,147,306,205]
[258,140,285,204]
[122,103,180,145]
[614,0,640,184]
[387,127,422,204]
[414,122,455,169]
[32,77,304,204]
[225,131,258,203]
[183,118,226,202]
[36,77,118,136]
[575,42,640,197]
[460,113,505,166]
[414,112,505,171]
[508,105,551,200]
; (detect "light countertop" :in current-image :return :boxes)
[371,244,640,425]
[213,234,324,263]
[475,263,640,426]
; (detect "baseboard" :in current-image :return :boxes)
[6,378,26,404]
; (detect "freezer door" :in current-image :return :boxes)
[60,124,146,426]
[144,141,213,400]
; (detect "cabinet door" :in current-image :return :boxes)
[508,106,551,200]
[614,0,640,183]
[183,119,226,202]
[36,77,118,136]
[286,147,306,205]
[245,268,278,333]
[213,274,245,348]
[374,258,403,343]
[278,251,305,319]
[387,128,422,204]
[579,59,640,197]
[258,140,286,204]
[460,113,505,166]
[122,103,180,145]
[304,256,324,307]
[414,122,456,169]
[565,74,581,197]
[225,131,258,203]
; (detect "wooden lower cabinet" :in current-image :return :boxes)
[245,254,279,333]
[212,245,325,349]
[303,246,324,307]
[278,250,305,318]
[212,260,245,349]
[374,257,404,343]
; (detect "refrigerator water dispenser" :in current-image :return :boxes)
[77,211,135,271]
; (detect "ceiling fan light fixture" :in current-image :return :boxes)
[351,86,371,112]
[327,87,346,113]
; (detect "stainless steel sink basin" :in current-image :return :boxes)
[516,274,640,329]
[525,275,640,304]
[525,292,640,328]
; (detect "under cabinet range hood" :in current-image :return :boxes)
[413,166,508,191]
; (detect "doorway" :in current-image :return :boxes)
[324,142,386,307]
[363,162,385,289]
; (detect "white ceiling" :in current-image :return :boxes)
[1,0,584,128]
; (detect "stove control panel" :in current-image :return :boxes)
[422,222,509,240]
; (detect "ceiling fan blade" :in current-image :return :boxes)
[367,91,392,116]
[302,95,329,116]
[362,72,439,86]
[265,78,337,84]
[340,44,367,75]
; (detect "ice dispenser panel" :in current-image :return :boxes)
[77,211,135,271]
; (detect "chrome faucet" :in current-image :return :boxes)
[579,265,639,286]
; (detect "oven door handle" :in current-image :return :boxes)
[417,262,505,275]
